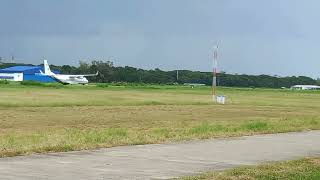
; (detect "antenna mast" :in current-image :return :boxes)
[212,45,218,102]
[176,70,179,82]
[11,54,15,63]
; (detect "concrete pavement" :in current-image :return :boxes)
[1,131,320,180]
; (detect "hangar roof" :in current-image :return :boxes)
[0,66,59,75]
[0,66,42,75]
[0,66,40,72]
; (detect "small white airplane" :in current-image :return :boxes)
[40,60,98,85]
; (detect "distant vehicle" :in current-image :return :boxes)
[40,60,98,85]
[183,83,206,86]
[183,83,206,88]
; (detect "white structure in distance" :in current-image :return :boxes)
[291,85,320,90]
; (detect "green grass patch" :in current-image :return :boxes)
[179,157,320,180]
[242,121,269,132]
[189,122,226,135]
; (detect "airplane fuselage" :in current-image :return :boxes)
[51,74,89,85]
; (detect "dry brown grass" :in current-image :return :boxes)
[0,85,320,157]
[0,105,318,132]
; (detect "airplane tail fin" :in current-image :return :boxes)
[43,60,54,75]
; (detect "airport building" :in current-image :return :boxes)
[0,66,59,82]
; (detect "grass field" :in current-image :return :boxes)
[0,83,320,157]
[180,157,320,180]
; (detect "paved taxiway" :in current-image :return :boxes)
[1,131,320,179]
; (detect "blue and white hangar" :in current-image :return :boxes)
[0,66,59,82]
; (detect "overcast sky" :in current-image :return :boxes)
[0,0,319,78]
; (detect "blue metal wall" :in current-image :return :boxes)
[0,66,60,83]
[23,75,56,82]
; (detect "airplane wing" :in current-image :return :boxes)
[67,71,99,77]
[83,71,99,77]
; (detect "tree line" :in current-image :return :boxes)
[54,60,319,88]
[0,60,319,88]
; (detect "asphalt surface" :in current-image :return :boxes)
[1,131,320,180]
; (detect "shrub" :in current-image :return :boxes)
[96,83,109,88]
[20,81,43,86]
[0,80,9,84]
[20,81,62,88]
